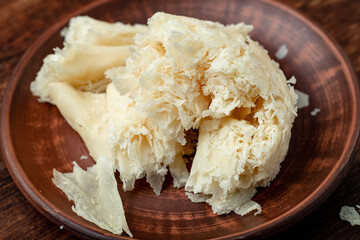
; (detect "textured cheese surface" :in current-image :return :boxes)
[110,12,297,215]
[30,16,146,103]
[185,116,286,215]
[106,83,188,194]
[31,12,298,236]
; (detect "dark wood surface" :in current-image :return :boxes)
[0,0,359,239]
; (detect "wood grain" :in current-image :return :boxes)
[0,0,359,239]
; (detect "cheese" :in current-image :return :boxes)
[31,17,142,236]
[30,16,145,103]
[294,89,309,109]
[340,206,360,226]
[31,44,130,102]
[110,13,254,138]
[310,108,320,116]
[106,83,188,194]
[110,12,297,215]
[185,115,290,215]
[63,16,146,46]
[275,44,289,59]
[47,82,110,160]
[53,156,132,237]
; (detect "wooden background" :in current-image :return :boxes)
[0,0,359,239]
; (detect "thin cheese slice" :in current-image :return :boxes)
[53,156,132,237]
[47,82,110,161]
[31,44,130,102]
[31,16,145,103]
[63,16,147,46]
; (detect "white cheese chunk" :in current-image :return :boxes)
[340,206,360,226]
[310,108,321,116]
[30,16,145,103]
[185,116,289,215]
[32,12,299,234]
[106,83,188,194]
[110,12,297,215]
[47,82,110,161]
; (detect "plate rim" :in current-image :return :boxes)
[1,0,359,239]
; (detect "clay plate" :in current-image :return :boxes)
[1,0,359,239]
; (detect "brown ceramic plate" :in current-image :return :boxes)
[1,0,359,239]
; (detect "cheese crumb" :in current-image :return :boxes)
[80,155,88,160]
[294,89,309,109]
[60,27,68,37]
[275,44,288,59]
[287,76,297,85]
[53,157,132,237]
[60,225,64,230]
[340,206,360,226]
[310,108,321,116]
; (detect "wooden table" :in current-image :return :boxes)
[1,0,359,239]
